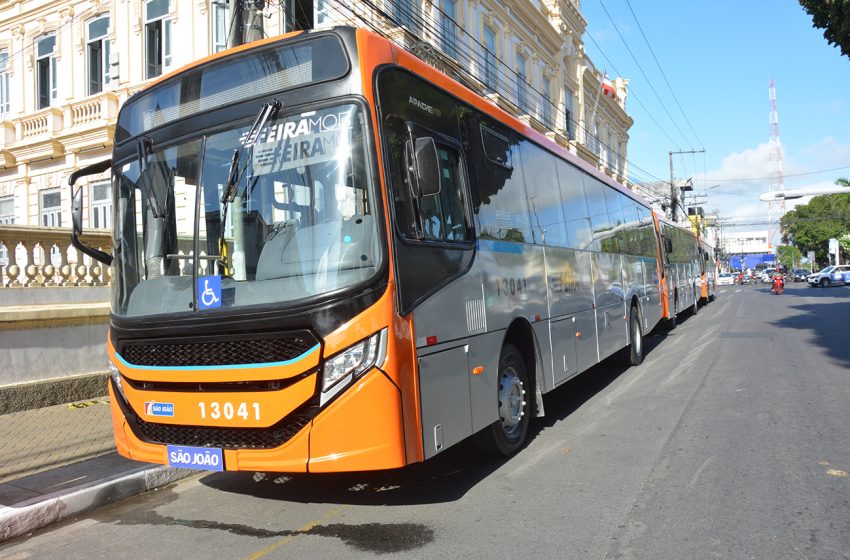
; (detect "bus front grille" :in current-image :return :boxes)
[119,331,318,367]
[131,410,315,450]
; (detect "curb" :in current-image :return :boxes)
[0,465,195,543]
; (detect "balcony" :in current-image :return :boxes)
[5,91,119,165]
[0,225,112,288]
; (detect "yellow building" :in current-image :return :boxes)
[0,0,631,236]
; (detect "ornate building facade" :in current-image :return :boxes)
[0,0,631,238]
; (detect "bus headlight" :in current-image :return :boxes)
[108,362,126,401]
[321,329,387,394]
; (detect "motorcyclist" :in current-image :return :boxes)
[772,269,784,294]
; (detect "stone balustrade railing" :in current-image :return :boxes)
[68,92,119,128]
[19,111,51,140]
[0,225,112,288]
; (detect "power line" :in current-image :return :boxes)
[319,0,669,195]
[595,0,694,149]
[703,165,850,182]
[623,0,704,149]
[582,28,682,152]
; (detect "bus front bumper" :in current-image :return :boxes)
[109,368,407,473]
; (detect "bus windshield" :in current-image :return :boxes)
[112,103,381,318]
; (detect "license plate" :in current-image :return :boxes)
[167,445,224,471]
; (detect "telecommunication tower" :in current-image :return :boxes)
[767,80,785,249]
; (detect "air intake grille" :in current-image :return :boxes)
[120,332,318,367]
[133,411,315,449]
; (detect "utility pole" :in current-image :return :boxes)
[767,80,785,250]
[668,149,704,222]
[228,0,265,48]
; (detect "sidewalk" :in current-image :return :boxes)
[0,398,192,543]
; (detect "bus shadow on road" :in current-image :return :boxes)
[198,437,508,506]
[540,331,666,428]
[198,324,672,506]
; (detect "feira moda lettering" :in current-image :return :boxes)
[251,110,354,175]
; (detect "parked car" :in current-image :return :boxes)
[807,265,850,287]
[717,272,735,286]
[792,269,809,282]
[759,268,775,283]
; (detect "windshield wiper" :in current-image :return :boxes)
[218,100,282,275]
[136,136,167,218]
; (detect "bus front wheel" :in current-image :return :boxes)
[621,305,644,366]
[476,344,531,457]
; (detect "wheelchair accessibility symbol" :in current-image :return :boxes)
[197,276,222,310]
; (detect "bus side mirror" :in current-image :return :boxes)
[413,137,442,197]
[664,237,673,253]
[69,159,113,266]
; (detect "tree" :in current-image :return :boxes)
[800,0,850,59]
[781,179,850,265]
[776,245,802,270]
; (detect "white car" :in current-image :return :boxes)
[717,272,735,286]
[807,265,850,287]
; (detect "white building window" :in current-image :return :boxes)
[0,196,13,224]
[564,88,573,139]
[391,0,420,34]
[145,0,173,79]
[516,52,529,113]
[90,183,112,229]
[211,1,229,53]
[88,16,111,95]
[40,189,62,227]
[0,50,10,118]
[541,76,552,128]
[315,0,332,27]
[0,197,12,269]
[440,0,458,59]
[36,35,58,109]
[482,26,497,91]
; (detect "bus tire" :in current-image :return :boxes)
[622,305,644,366]
[475,344,531,457]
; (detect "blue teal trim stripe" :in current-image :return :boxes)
[115,343,321,371]
[477,239,525,254]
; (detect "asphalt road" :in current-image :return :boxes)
[2,282,849,560]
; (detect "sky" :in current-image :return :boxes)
[579,0,850,237]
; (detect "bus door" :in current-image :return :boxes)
[378,100,477,458]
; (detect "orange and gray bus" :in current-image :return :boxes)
[70,27,708,473]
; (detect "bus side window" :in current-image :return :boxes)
[418,143,470,243]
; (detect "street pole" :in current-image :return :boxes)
[668,149,705,222]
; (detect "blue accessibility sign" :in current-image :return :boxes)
[197,276,222,310]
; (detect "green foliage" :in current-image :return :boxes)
[776,245,802,269]
[800,0,850,59]
[781,179,850,265]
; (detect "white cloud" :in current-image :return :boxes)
[695,137,850,232]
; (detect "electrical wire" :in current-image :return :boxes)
[595,0,693,149]
[582,28,682,152]
[318,0,668,198]
[623,0,704,149]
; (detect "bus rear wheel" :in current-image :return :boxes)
[476,344,531,457]
[621,305,644,366]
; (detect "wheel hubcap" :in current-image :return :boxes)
[498,366,525,437]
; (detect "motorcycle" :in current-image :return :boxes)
[772,275,784,295]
